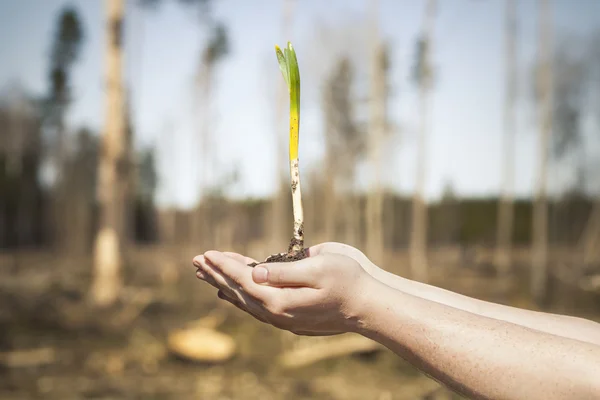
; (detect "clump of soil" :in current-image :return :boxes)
[248,238,308,267]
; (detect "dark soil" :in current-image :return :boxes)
[248,239,308,267]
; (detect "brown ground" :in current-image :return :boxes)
[0,245,598,400]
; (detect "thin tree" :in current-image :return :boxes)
[531,0,553,304]
[495,0,517,280]
[193,22,229,248]
[91,0,126,307]
[139,0,215,246]
[45,6,84,253]
[365,0,385,265]
[410,0,436,283]
[550,40,592,269]
[322,57,363,246]
[583,33,600,267]
[580,198,600,265]
[66,128,99,255]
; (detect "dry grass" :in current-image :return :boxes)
[0,244,597,399]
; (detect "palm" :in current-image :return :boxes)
[217,251,347,337]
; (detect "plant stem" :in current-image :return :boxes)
[289,157,304,253]
[286,42,304,254]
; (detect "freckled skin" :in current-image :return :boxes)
[357,283,600,400]
[194,243,600,400]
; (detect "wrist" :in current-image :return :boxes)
[345,274,387,334]
[366,263,413,294]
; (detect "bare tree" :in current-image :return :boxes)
[579,32,600,268]
[91,0,126,307]
[0,87,43,253]
[550,35,597,269]
[322,57,364,246]
[192,22,229,248]
[44,6,85,253]
[65,128,99,256]
[410,0,436,283]
[531,0,553,304]
[140,0,220,247]
[365,0,385,265]
[580,200,600,266]
[495,0,517,280]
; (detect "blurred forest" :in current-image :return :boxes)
[1,0,599,399]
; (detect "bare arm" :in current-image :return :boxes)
[370,266,600,346]
[356,279,600,400]
[195,249,600,400]
[312,242,600,346]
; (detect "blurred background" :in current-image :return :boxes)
[1,0,599,398]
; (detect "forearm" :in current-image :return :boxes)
[370,266,600,346]
[354,279,600,400]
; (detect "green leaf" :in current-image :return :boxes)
[286,42,300,99]
[275,45,289,88]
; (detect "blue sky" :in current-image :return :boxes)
[1,0,600,209]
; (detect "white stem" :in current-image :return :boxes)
[290,158,304,250]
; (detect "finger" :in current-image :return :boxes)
[197,254,237,291]
[204,251,252,286]
[198,270,234,298]
[291,330,340,337]
[192,254,206,268]
[218,289,243,306]
[251,257,320,287]
[217,290,268,323]
[194,255,234,288]
[218,290,246,311]
[223,252,258,265]
[195,265,221,289]
[199,256,269,310]
[217,290,248,311]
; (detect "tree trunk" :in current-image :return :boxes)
[91,0,126,307]
[324,161,336,240]
[410,0,435,283]
[199,63,213,249]
[344,178,360,247]
[580,198,600,266]
[495,0,517,279]
[366,0,385,266]
[531,0,552,305]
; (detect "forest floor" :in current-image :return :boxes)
[0,244,598,400]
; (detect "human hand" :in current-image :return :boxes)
[192,250,374,336]
[307,242,379,276]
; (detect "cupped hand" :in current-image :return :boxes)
[307,242,379,276]
[192,250,373,336]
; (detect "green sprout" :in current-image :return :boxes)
[252,42,306,265]
[248,42,306,266]
[276,42,304,256]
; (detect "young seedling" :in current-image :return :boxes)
[251,42,308,266]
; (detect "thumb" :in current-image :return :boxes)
[252,258,318,287]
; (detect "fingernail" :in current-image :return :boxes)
[193,256,203,268]
[196,269,205,279]
[253,266,268,283]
